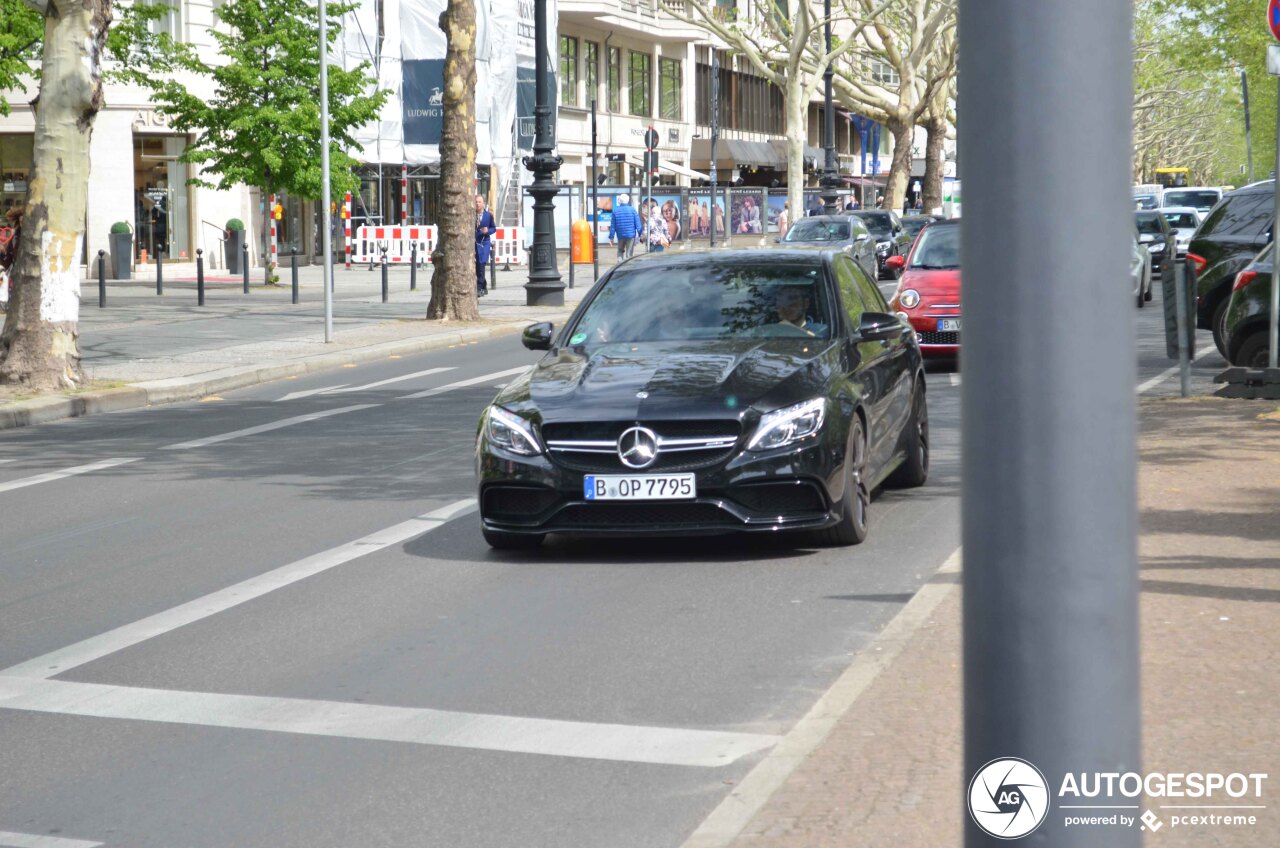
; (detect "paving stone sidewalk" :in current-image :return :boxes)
[719,397,1279,848]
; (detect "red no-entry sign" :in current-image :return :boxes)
[1270,0,1280,41]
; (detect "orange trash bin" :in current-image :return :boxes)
[571,219,594,264]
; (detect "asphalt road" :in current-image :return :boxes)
[0,290,1219,848]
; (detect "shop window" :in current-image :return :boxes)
[134,135,191,261]
[607,47,621,113]
[585,41,599,108]
[142,0,184,41]
[0,134,34,221]
[629,52,651,118]
[659,57,681,121]
[560,36,579,108]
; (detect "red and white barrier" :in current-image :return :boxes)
[352,225,436,264]
[494,227,525,266]
[268,193,277,270]
[343,192,353,270]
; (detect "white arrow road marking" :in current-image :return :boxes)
[162,404,379,449]
[0,676,778,768]
[0,832,103,848]
[328,366,456,394]
[1,500,477,680]
[275,385,349,402]
[398,366,530,399]
[0,458,140,495]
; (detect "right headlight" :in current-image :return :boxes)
[485,407,542,456]
[898,289,921,309]
[748,398,826,451]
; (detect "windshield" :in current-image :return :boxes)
[1133,194,1159,210]
[908,225,960,269]
[902,218,932,238]
[783,219,852,242]
[1135,214,1164,235]
[1162,190,1219,211]
[571,260,835,343]
[853,212,894,236]
[1162,212,1198,230]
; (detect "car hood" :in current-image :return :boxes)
[495,339,835,424]
[900,268,961,300]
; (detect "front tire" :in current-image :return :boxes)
[1233,331,1272,368]
[887,382,929,488]
[817,419,870,547]
[483,527,545,550]
[1212,298,1230,358]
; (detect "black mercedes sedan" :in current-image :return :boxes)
[475,248,929,549]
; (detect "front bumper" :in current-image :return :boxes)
[477,437,844,536]
[906,316,961,357]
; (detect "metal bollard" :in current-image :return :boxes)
[242,244,250,294]
[381,249,388,303]
[156,247,164,295]
[490,252,497,290]
[568,254,574,289]
[291,252,299,304]
[197,248,205,306]
[97,249,106,308]
[410,245,417,291]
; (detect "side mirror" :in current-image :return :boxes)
[856,312,902,342]
[522,321,554,351]
[885,255,906,271]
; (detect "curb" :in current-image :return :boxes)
[0,314,568,432]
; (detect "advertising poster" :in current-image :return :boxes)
[765,194,787,234]
[684,193,725,239]
[639,194,683,245]
[730,192,765,236]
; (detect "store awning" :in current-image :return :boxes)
[627,156,711,181]
[690,137,782,168]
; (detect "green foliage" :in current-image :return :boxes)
[109,0,388,202]
[0,0,43,116]
[225,217,245,231]
[109,221,132,234]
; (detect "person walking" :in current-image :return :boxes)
[608,193,641,260]
[474,194,495,297]
[777,201,790,239]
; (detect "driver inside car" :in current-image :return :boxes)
[772,285,825,337]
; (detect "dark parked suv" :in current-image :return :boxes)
[1222,245,1275,367]
[1186,181,1274,356]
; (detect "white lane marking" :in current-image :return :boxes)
[275,385,348,402]
[0,832,102,848]
[0,676,778,768]
[948,373,961,387]
[398,366,530,399]
[0,500,477,680]
[329,366,456,394]
[0,458,140,495]
[0,459,15,464]
[1136,346,1216,394]
[162,404,379,450]
[681,549,962,848]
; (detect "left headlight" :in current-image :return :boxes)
[1147,242,1165,253]
[748,398,826,451]
[876,241,892,252]
[485,407,542,456]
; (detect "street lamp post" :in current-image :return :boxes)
[1240,65,1254,184]
[523,0,564,306]
[820,0,840,215]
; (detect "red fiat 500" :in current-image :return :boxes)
[886,220,960,358]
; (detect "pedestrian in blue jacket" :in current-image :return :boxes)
[608,194,641,261]
[475,194,494,296]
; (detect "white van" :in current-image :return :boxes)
[1159,186,1222,218]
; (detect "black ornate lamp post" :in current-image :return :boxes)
[820,0,840,215]
[523,0,564,306]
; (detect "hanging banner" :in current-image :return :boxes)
[403,59,446,145]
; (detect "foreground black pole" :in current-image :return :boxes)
[710,49,719,248]
[197,248,205,306]
[381,249,388,303]
[522,0,564,306]
[97,249,106,308]
[291,252,299,304]
[410,244,417,290]
[820,0,839,216]
[591,97,599,282]
[960,2,1140,845]
[242,244,250,294]
[155,247,164,295]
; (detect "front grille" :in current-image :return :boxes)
[552,448,738,474]
[482,485,560,519]
[544,420,741,473]
[550,502,738,528]
[730,481,827,515]
[917,331,960,346]
[542,420,740,441]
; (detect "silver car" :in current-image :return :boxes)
[778,215,879,281]
[1131,233,1152,309]
[1161,206,1199,257]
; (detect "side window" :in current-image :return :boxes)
[852,262,889,313]
[1200,194,1270,239]
[834,256,868,330]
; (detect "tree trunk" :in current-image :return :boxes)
[262,190,273,286]
[0,0,111,390]
[922,117,946,214]
[427,0,480,321]
[785,82,807,222]
[881,117,913,213]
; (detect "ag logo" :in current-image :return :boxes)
[968,757,1050,839]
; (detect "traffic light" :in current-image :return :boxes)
[273,203,284,221]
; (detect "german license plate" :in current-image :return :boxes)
[937,318,961,332]
[583,474,696,501]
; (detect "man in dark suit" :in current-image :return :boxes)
[475,194,495,297]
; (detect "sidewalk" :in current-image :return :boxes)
[701,397,1279,848]
[0,261,594,428]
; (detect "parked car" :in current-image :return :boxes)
[885,219,961,358]
[847,210,913,279]
[901,214,944,241]
[1161,206,1200,256]
[476,248,928,549]
[1160,186,1223,218]
[1135,210,1175,283]
[1131,233,1152,309]
[780,215,878,280]
[1222,244,1276,367]
[1186,180,1274,356]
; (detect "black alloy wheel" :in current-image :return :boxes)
[1234,332,1273,369]
[818,419,870,546]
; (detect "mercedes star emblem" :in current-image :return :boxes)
[617,426,659,469]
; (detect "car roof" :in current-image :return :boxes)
[790,215,853,224]
[619,245,842,266]
[1227,180,1275,196]
[1160,206,1199,214]
[1162,186,1220,192]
